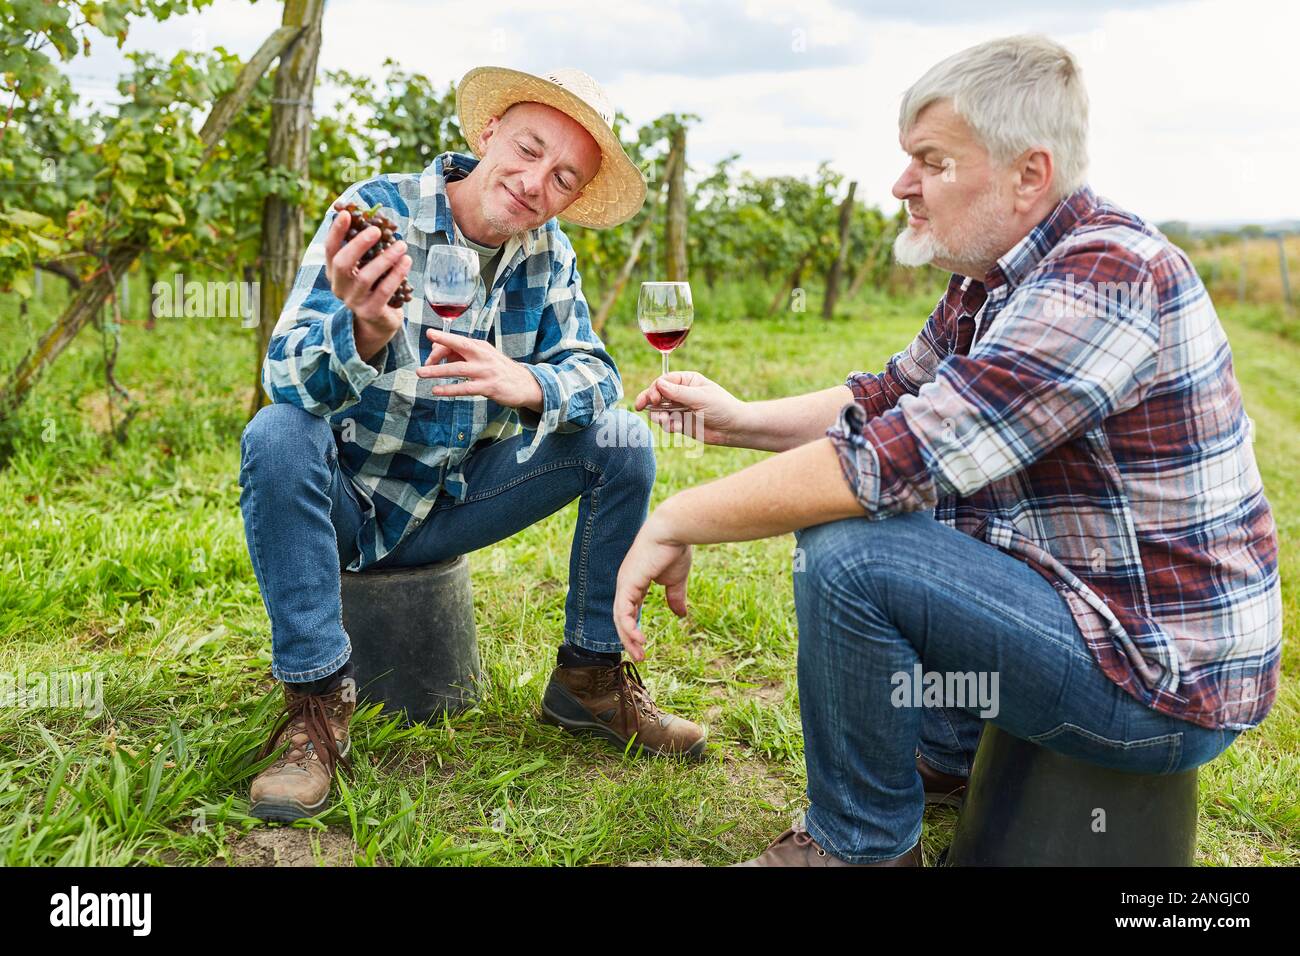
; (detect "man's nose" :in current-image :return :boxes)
[892,161,919,202]
[517,166,544,197]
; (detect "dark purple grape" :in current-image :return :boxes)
[334,200,412,307]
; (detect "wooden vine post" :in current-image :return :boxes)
[250,0,326,419]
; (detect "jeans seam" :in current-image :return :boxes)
[242,440,283,663]
[327,442,347,647]
[1026,721,1184,773]
[568,453,615,649]
[245,417,350,682]
[840,548,1094,667]
[925,707,974,774]
[803,553,899,859]
[917,748,970,778]
[1166,733,1182,774]
[458,457,599,505]
[573,478,601,642]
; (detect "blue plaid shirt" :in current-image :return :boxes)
[262,151,623,569]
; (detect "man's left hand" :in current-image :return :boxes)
[416,329,544,411]
[614,508,693,662]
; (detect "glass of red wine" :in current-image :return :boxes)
[423,244,480,379]
[638,281,694,413]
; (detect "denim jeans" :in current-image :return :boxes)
[792,511,1241,864]
[238,402,655,682]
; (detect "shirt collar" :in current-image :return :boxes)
[411,151,542,257]
[984,184,1099,293]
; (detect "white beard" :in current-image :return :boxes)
[893,226,942,267]
[894,183,1010,273]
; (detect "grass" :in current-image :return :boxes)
[0,274,1295,866]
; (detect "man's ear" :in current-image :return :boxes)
[478,115,501,154]
[1013,146,1054,213]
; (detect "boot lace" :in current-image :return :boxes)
[612,661,664,724]
[258,686,351,776]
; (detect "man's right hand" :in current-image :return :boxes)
[634,371,751,447]
[324,200,412,362]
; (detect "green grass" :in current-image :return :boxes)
[0,276,1295,866]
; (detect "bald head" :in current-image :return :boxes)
[463,101,603,237]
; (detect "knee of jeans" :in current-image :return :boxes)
[587,408,656,488]
[241,403,333,474]
[798,510,939,569]
[793,517,876,596]
[792,513,942,609]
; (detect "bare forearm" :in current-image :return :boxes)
[656,437,863,544]
[734,385,854,452]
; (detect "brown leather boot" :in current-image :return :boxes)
[249,679,355,822]
[917,754,968,809]
[736,826,923,867]
[541,660,706,758]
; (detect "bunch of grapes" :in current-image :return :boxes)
[336,202,414,308]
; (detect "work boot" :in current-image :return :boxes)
[736,825,923,867]
[917,753,968,809]
[249,679,354,822]
[541,660,706,757]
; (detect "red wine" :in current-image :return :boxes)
[644,327,691,352]
[430,302,470,319]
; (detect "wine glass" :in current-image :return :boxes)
[423,244,480,377]
[638,281,694,413]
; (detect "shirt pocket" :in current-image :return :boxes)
[405,367,458,450]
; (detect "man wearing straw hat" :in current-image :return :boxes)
[239,67,706,823]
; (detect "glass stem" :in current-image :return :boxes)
[662,350,670,380]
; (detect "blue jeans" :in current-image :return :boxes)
[793,511,1241,864]
[238,403,656,682]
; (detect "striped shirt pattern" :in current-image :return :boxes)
[262,151,623,570]
[826,186,1281,731]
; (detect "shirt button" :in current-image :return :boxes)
[457,431,465,442]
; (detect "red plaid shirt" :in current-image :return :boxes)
[827,186,1281,730]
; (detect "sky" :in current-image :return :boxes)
[63,0,1300,225]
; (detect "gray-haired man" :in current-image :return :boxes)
[620,35,1278,866]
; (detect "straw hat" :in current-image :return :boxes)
[457,67,647,230]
